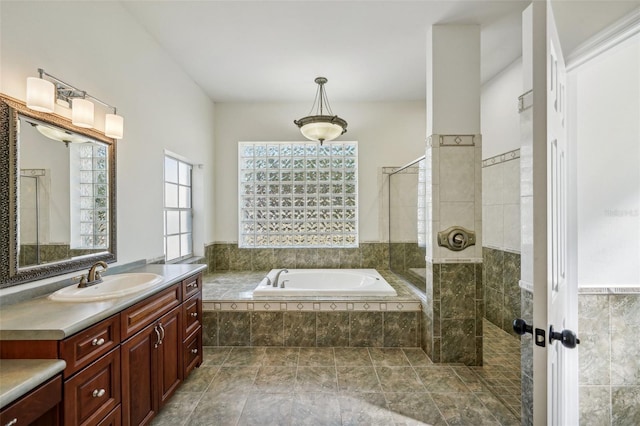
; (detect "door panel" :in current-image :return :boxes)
[525,1,579,424]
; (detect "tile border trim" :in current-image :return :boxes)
[203,300,421,312]
[482,149,521,168]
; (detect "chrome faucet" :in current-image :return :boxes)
[79,261,108,288]
[273,269,289,288]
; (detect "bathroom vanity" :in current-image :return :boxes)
[0,264,205,426]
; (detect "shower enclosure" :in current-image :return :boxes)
[19,171,43,266]
[388,156,427,292]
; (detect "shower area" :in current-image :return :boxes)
[388,156,427,292]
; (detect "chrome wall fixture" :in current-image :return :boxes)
[294,77,347,145]
[26,68,124,139]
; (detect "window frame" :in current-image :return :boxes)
[163,154,193,262]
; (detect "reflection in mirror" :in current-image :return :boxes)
[18,116,110,268]
[1,94,116,287]
[388,157,427,293]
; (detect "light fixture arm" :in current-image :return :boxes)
[37,68,117,114]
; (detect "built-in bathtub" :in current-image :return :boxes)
[200,270,424,348]
[253,268,397,297]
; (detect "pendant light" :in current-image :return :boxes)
[294,77,347,145]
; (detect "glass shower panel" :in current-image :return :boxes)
[389,158,427,293]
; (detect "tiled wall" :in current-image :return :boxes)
[423,262,484,366]
[520,289,533,426]
[202,310,420,348]
[483,247,521,336]
[204,242,390,272]
[482,151,520,252]
[19,244,103,266]
[578,293,640,425]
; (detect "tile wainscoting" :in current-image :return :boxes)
[578,292,640,425]
[483,247,521,336]
[205,242,389,272]
[424,261,484,366]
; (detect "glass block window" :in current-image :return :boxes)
[78,143,109,249]
[238,141,358,248]
[164,155,193,262]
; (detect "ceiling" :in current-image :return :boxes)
[122,0,639,103]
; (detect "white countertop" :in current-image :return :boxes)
[0,359,66,409]
[0,264,206,340]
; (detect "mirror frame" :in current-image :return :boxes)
[0,94,117,287]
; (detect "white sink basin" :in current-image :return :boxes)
[49,273,164,302]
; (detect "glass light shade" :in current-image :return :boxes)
[105,113,124,139]
[72,98,94,128]
[35,124,89,144]
[300,121,344,142]
[26,77,55,113]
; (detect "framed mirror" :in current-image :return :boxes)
[1,94,117,287]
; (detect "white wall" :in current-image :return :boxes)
[480,59,523,253]
[1,1,216,265]
[575,34,640,286]
[214,101,425,242]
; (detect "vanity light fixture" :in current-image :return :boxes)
[25,68,124,139]
[294,77,347,145]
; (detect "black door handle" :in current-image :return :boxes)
[513,318,533,335]
[549,325,580,349]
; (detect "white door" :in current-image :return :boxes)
[524,2,579,425]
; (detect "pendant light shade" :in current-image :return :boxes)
[294,77,347,144]
[105,113,124,139]
[26,77,55,113]
[71,98,94,128]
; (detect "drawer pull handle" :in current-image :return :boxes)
[92,389,106,398]
[91,338,105,346]
[5,418,18,426]
[191,348,198,354]
[190,312,198,318]
[187,282,198,288]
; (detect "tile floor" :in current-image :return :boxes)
[151,343,521,425]
[470,320,522,419]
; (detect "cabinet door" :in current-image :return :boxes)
[121,323,158,426]
[157,306,182,407]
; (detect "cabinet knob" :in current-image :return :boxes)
[191,348,198,354]
[190,312,198,318]
[5,418,18,426]
[91,338,105,346]
[92,389,106,398]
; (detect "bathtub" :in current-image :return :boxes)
[252,269,397,297]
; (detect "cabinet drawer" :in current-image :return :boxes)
[61,314,121,378]
[183,326,202,379]
[183,293,202,338]
[121,284,181,340]
[182,273,201,299]
[97,405,121,426]
[64,348,121,426]
[0,375,61,426]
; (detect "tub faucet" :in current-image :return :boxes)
[273,269,289,287]
[79,261,108,288]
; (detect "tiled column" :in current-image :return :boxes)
[423,25,483,365]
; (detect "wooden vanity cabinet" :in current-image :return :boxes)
[0,271,203,426]
[119,283,182,425]
[0,375,62,426]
